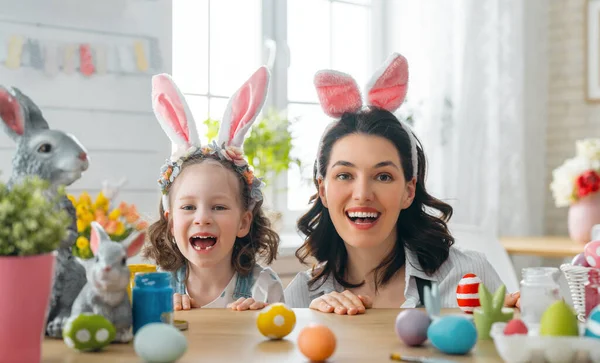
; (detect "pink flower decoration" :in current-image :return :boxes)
[220,146,248,167]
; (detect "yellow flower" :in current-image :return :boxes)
[81,212,95,224]
[76,236,89,249]
[115,221,126,236]
[78,192,92,207]
[108,208,121,221]
[67,194,77,206]
[94,192,110,212]
[76,203,90,217]
[77,220,87,233]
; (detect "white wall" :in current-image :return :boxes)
[0,0,172,228]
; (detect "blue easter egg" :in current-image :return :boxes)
[585,306,600,338]
[427,316,477,355]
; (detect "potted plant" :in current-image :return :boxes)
[204,108,302,225]
[0,176,71,363]
[550,138,600,243]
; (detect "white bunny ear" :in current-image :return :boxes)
[365,53,409,113]
[217,66,270,148]
[152,74,200,157]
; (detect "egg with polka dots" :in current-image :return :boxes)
[62,313,116,352]
[584,240,600,268]
[256,303,296,339]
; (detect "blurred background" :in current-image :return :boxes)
[0,0,596,293]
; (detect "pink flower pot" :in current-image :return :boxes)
[0,253,56,363]
[569,192,600,244]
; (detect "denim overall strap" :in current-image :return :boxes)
[232,271,255,299]
[170,264,187,295]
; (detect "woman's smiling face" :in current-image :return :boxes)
[318,133,416,249]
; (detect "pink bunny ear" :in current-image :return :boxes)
[122,231,145,258]
[0,86,25,139]
[365,53,409,112]
[217,66,270,148]
[90,222,109,256]
[314,70,362,118]
[152,74,200,156]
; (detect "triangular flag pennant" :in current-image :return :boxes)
[43,41,60,77]
[149,37,162,70]
[133,40,148,72]
[6,35,24,69]
[94,44,108,75]
[79,43,95,76]
[28,38,44,69]
[63,43,77,74]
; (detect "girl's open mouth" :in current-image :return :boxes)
[346,211,381,229]
[189,235,217,251]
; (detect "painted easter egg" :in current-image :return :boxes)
[256,303,296,339]
[62,313,116,352]
[297,324,336,361]
[427,315,477,355]
[585,305,600,338]
[456,273,481,313]
[503,319,528,335]
[571,252,590,267]
[395,309,431,346]
[584,240,600,268]
[134,323,188,363]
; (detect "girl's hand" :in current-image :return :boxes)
[504,291,521,309]
[309,290,372,315]
[228,297,268,311]
[173,293,199,310]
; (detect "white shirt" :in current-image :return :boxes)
[186,264,285,308]
[284,245,505,308]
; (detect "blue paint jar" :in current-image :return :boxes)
[132,272,174,334]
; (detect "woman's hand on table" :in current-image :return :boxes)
[309,290,372,315]
[504,291,521,309]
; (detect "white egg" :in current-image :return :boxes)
[134,323,187,363]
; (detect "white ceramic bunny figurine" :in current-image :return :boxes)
[0,86,89,338]
[71,222,145,343]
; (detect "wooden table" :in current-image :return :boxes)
[500,236,583,258]
[42,308,505,362]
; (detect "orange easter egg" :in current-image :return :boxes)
[297,324,336,361]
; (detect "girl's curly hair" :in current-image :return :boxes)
[142,155,280,276]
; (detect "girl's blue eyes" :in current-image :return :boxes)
[180,205,228,211]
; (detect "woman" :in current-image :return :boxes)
[284,53,520,314]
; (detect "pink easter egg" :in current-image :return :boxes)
[456,273,481,314]
[572,252,590,267]
[584,240,600,268]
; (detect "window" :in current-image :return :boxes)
[173,0,381,234]
[172,0,263,143]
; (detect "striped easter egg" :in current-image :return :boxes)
[456,273,481,314]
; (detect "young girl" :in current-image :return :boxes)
[143,66,284,311]
[284,53,520,314]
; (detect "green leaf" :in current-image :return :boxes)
[492,284,506,311]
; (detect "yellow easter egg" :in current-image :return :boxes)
[256,303,296,339]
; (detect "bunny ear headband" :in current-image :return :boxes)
[314,53,418,180]
[152,66,270,211]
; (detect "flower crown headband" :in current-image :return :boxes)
[151,66,270,211]
[314,53,418,180]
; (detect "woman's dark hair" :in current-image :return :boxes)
[296,107,454,291]
[143,155,280,277]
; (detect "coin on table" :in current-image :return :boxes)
[174,320,188,331]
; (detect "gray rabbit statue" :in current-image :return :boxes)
[71,221,145,343]
[0,86,89,338]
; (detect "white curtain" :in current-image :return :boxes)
[387,0,547,238]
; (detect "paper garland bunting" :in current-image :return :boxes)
[0,34,162,77]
